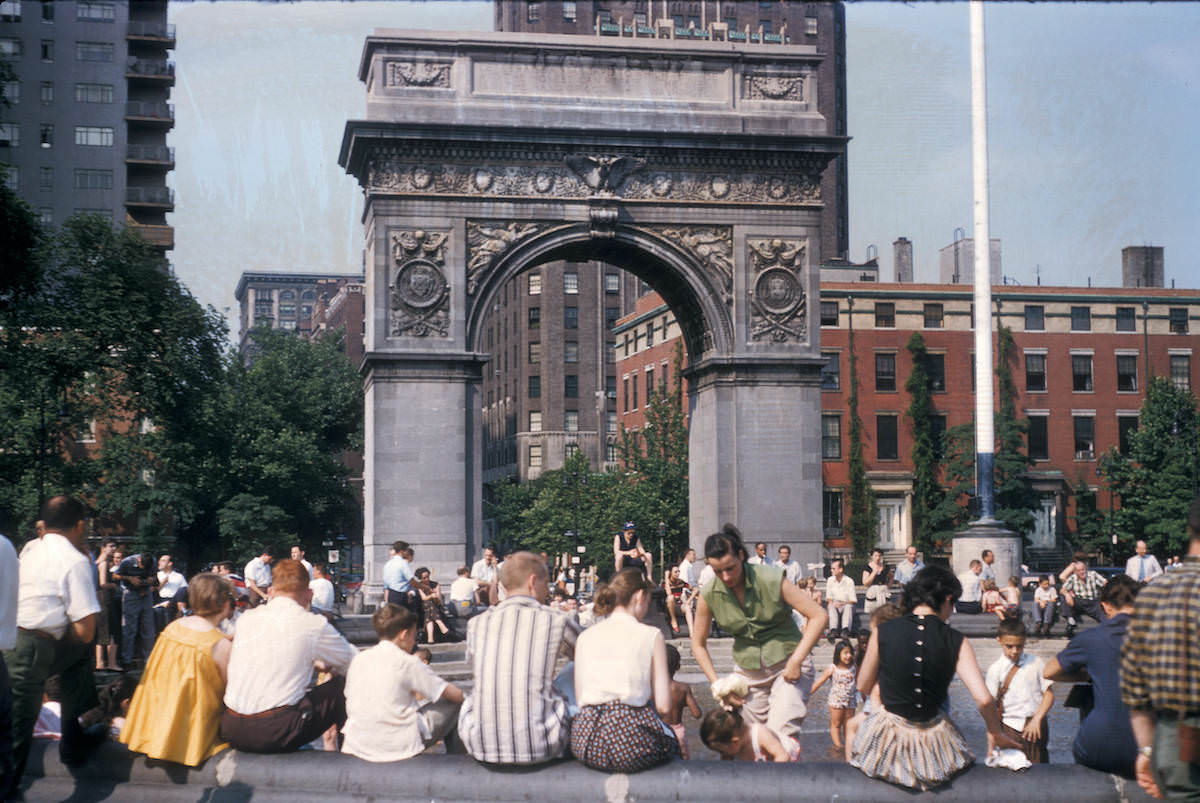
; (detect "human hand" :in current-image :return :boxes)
[1135,754,1163,799]
[782,657,804,683]
[1021,718,1042,742]
[992,728,1022,752]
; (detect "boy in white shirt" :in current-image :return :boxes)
[342,603,465,762]
[1032,575,1059,637]
[984,619,1054,763]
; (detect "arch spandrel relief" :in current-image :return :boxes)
[747,237,808,344]
[388,229,450,338]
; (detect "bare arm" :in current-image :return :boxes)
[69,613,97,645]
[811,663,834,694]
[1043,656,1090,684]
[211,635,233,685]
[1130,709,1164,799]
[779,578,828,682]
[440,682,465,706]
[650,631,673,719]
[1023,686,1055,741]
[685,688,702,719]
[689,593,719,684]
[955,639,1021,750]
[857,629,880,697]
[756,726,791,762]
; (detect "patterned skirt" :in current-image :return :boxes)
[571,701,680,773]
[848,708,974,791]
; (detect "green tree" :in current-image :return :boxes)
[992,326,1036,538]
[1069,478,1108,556]
[1099,377,1200,557]
[905,332,944,554]
[846,326,877,557]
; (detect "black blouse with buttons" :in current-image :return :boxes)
[877,613,964,723]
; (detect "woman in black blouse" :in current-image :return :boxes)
[850,565,1018,790]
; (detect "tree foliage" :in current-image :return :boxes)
[846,326,877,558]
[1068,478,1108,556]
[1099,377,1200,557]
[905,332,944,554]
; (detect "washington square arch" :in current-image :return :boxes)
[338,29,846,596]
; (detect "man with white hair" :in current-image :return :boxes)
[1123,540,1162,584]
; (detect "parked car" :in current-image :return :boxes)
[1020,568,1056,591]
[1091,566,1126,582]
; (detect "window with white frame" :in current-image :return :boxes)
[74,126,113,146]
[528,411,542,432]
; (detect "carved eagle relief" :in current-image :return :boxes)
[564,155,646,194]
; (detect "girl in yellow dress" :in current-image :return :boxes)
[120,573,235,766]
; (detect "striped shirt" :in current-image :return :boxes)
[457,594,581,764]
[1062,570,1106,600]
[1121,555,1200,713]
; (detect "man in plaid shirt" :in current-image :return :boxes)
[1059,554,1107,638]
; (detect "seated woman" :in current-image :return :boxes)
[120,573,235,766]
[849,566,1018,791]
[663,565,690,635]
[571,568,679,773]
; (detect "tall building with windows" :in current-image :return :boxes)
[1,0,175,249]
[234,271,365,355]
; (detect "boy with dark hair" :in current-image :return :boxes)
[985,618,1053,763]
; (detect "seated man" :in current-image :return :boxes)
[457,551,580,765]
[824,558,857,640]
[309,563,336,619]
[448,566,476,618]
[956,559,984,614]
[220,559,357,753]
[342,603,464,762]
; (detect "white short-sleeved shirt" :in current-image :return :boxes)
[1033,586,1058,605]
[342,639,448,762]
[16,532,100,640]
[1,534,18,650]
[985,652,1052,731]
[244,557,272,588]
[309,577,335,613]
[470,559,497,585]
[958,570,982,603]
[825,575,857,604]
[574,610,658,707]
[449,576,475,603]
[677,558,695,586]
[157,570,187,601]
[300,559,313,578]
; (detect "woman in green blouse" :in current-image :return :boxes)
[691,524,828,741]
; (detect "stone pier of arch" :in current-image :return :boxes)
[339,29,846,597]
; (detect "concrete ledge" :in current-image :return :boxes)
[20,741,1158,802]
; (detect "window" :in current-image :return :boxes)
[0,166,16,190]
[528,375,541,398]
[821,352,840,390]
[644,367,654,399]
[1170,308,1189,334]
[74,126,113,146]
[279,290,295,301]
[39,81,52,104]
[660,361,669,391]
[1073,416,1095,460]
[759,19,771,33]
[526,272,541,295]
[1070,306,1091,332]
[821,414,842,460]
[1116,354,1138,392]
[526,1,540,23]
[606,442,618,462]
[76,418,97,444]
[928,354,946,392]
[1024,305,1044,331]
[630,373,638,409]
[1118,415,1139,455]
[923,303,943,328]
[874,302,895,328]
[604,307,620,330]
[40,1,51,21]
[564,306,578,329]
[0,122,16,147]
[0,1,21,22]
[604,273,619,293]
[1028,416,1049,460]
[1116,306,1136,332]
[40,39,53,61]
[279,319,297,330]
[564,341,578,363]
[1170,354,1191,391]
[875,353,896,392]
[563,0,577,22]
[76,2,114,21]
[564,375,578,398]
[1072,354,1093,392]
[528,342,540,364]
[823,490,843,531]
[37,123,51,148]
[806,15,819,36]
[1025,354,1047,392]
[74,82,113,103]
[622,377,629,412]
[645,323,654,347]
[607,411,617,435]
[278,304,296,317]
[528,411,542,432]
[0,38,21,59]
[75,41,114,62]
[605,341,615,364]
[820,301,839,326]
[527,306,540,328]
[563,410,579,432]
[877,415,899,460]
[73,207,111,219]
[37,207,50,225]
[73,168,111,189]
[1,80,17,104]
[563,271,578,294]
[607,375,616,398]
[565,441,580,458]
[931,414,947,460]
[529,444,543,469]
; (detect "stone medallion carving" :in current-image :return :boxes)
[390,230,449,337]
[532,171,554,194]
[465,221,547,295]
[411,166,433,189]
[744,74,805,101]
[472,169,493,192]
[385,61,451,88]
[748,238,807,343]
[647,226,734,307]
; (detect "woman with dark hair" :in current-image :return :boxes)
[690,524,828,742]
[571,568,678,772]
[849,565,1018,790]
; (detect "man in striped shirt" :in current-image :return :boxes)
[457,551,580,765]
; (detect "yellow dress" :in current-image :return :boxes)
[119,619,230,766]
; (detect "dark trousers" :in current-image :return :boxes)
[121,590,155,666]
[956,600,982,614]
[1066,597,1103,626]
[386,589,424,631]
[3,630,99,795]
[219,675,347,753]
[1,653,13,798]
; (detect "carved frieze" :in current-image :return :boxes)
[743,74,805,102]
[564,155,646,195]
[465,221,548,295]
[389,230,450,338]
[646,225,734,306]
[384,61,451,89]
[747,238,808,344]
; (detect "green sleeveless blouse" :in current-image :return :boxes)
[701,563,801,670]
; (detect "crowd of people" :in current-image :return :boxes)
[2,495,1198,800]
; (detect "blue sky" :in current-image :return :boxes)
[167,1,1200,333]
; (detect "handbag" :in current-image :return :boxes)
[994,662,1020,719]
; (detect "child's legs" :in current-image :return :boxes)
[844,710,865,761]
[829,707,851,747]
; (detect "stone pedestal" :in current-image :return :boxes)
[951,521,1023,587]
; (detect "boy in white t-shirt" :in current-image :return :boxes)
[984,619,1054,763]
[1032,575,1059,636]
[341,604,465,762]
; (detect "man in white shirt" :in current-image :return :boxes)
[155,554,188,630]
[309,563,336,618]
[985,618,1054,762]
[449,566,476,616]
[956,559,984,614]
[1123,540,1163,583]
[470,545,499,606]
[3,497,103,794]
[747,541,772,566]
[220,559,357,753]
[777,545,802,585]
[893,545,925,586]
[677,548,697,587]
[1,532,17,793]
[290,544,313,578]
[243,548,274,607]
[824,558,857,639]
[342,602,465,762]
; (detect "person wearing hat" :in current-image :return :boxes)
[613,522,653,580]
